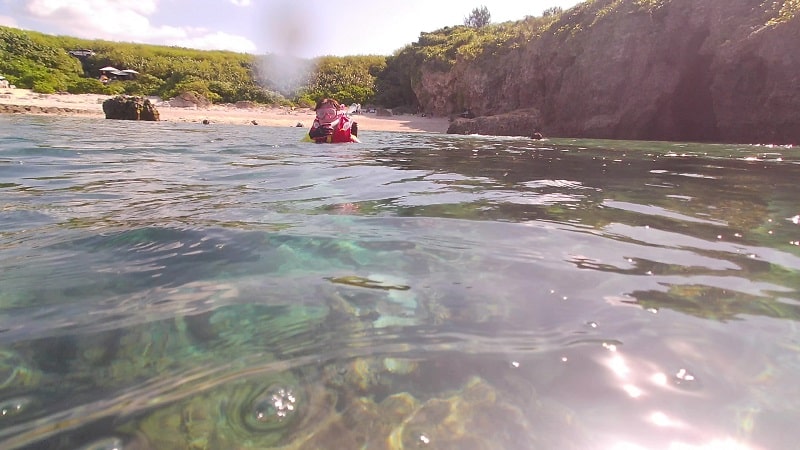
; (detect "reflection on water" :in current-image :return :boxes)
[0,116,799,449]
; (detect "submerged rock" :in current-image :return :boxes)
[134,373,320,449]
[102,96,159,121]
[129,371,582,449]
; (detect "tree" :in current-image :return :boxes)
[0,25,386,106]
[464,6,491,28]
[542,6,563,17]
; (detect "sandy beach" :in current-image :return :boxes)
[0,88,450,133]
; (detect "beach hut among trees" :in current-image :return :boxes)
[68,49,96,77]
[68,49,95,58]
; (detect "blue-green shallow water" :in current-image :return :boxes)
[1,115,799,449]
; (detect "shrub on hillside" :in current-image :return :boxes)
[67,77,106,94]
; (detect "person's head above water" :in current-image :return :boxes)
[314,98,341,125]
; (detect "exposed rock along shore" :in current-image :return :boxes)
[0,103,98,116]
[0,89,450,132]
[430,0,800,144]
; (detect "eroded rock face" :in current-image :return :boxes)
[102,96,159,121]
[417,0,800,143]
[447,108,542,136]
[169,91,211,108]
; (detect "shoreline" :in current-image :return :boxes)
[0,89,450,133]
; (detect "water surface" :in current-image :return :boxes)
[1,115,799,449]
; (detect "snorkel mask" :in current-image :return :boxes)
[316,105,340,125]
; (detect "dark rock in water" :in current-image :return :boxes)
[102,96,159,121]
[447,108,541,137]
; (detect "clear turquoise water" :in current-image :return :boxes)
[1,115,799,449]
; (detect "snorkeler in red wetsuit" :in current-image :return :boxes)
[308,98,359,143]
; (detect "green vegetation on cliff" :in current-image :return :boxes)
[373,11,560,108]
[4,0,796,121]
[0,4,563,110]
[0,26,385,107]
[766,0,800,25]
[394,14,559,71]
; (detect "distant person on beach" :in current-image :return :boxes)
[308,98,359,143]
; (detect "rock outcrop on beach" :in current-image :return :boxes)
[423,0,800,144]
[102,96,160,121]
[169,91,211,108]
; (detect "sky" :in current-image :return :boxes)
[0,0,583,58]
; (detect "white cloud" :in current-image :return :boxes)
[25,0,157,24]
[16,0,256,53]
[0,15,19,27]
[229,0,252,6]
[23,0,163,39]
[174,31,257,53]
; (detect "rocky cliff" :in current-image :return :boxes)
[416,0,800,144]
